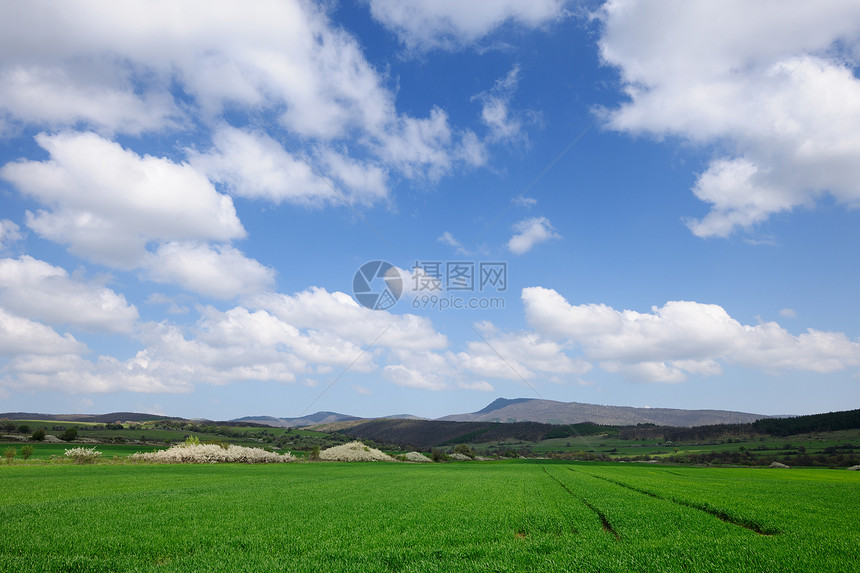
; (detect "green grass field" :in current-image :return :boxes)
[1,461,857,572]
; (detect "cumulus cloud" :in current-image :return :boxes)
[523,286,860,382]
[0,1,480,190]
[145,243,275,300]
[189,126,338,205]
[507,216,560,254]
[1,285,465,396]
[0,219,22,249]
[368,0,568,52]
[123,291,452,391]
[0,1,388,137]
[0,256,138,333]
[189,125,390,207]
[3,352,195,394]
[599,0,860,237]
[458,320,590,382]
[384,364,448,391]
[0,308,86,357]
[0,132,244,267]
[248,288,448,352]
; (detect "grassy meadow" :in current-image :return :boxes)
[1,460,857,572]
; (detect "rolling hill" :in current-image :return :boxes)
[440,398,771,427]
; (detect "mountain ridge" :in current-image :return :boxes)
[439,398,772,427]
[1,398,776,429]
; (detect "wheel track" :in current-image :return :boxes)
[568,468,778,536]
[542,467,620,541]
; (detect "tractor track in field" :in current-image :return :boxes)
[542,467,621,541]
[568,468,778,536]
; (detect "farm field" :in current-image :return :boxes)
[1,461,857,572]
[518,428,860,457]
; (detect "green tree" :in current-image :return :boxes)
[17,424,31,434]
[431,448,450,462]
[309,445,321,461]
[3,447,15,463]
[60,427,78,442]
[31,428,46,441]
[21,445,34,460]
[453,444,475,458]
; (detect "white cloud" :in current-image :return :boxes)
[474,66,527,143]
[0,132,244,267]
[145,242,275,300]
[318,148,389,205]
[0,256,138,333]
[145,293,190,315]
[352,384,372,395]
[0,219,22,249]
[189,126,337,206]
[512,196,537,207]
[780,308,798,319]
[128,292,449,390]
[438,231,472,256]
[599,0,860,237]
[507,216,560,254]
[458,380,495,392]
[248,288,448,352]
[368,0,568,52]
[0,308,85,357]
[0,285,460,396]
[523,286,860,382]
[0,57,179,136]
[376,107,462,180]
[458,324,590,381]
[0,1,390,137]
[384,364,449,391]
[190,126,390,207]
[4,353,194,394]
[0,1,479,189]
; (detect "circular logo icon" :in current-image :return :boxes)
[352,260,403,310]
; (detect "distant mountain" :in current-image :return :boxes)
[0,412,174,423]
[234,411,363,428]
[474,398,532,415]
[440,398,770,427]
[1,400,772,430]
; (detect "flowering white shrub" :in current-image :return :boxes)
[449,453,472,461]
[403,452,431,463]
[769,462,790,469]
[64,447,103,464]
[318,441,394,462]
[130,442,294,464]
[847,465,860,471]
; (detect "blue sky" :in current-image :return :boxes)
[1,0,859,420]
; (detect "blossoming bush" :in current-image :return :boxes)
[769,461,790,469]
[848,465,860,471]
[403,452,431,463]
[64,447,103,464]
[318,441,394,462]
[130,442,294,464]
